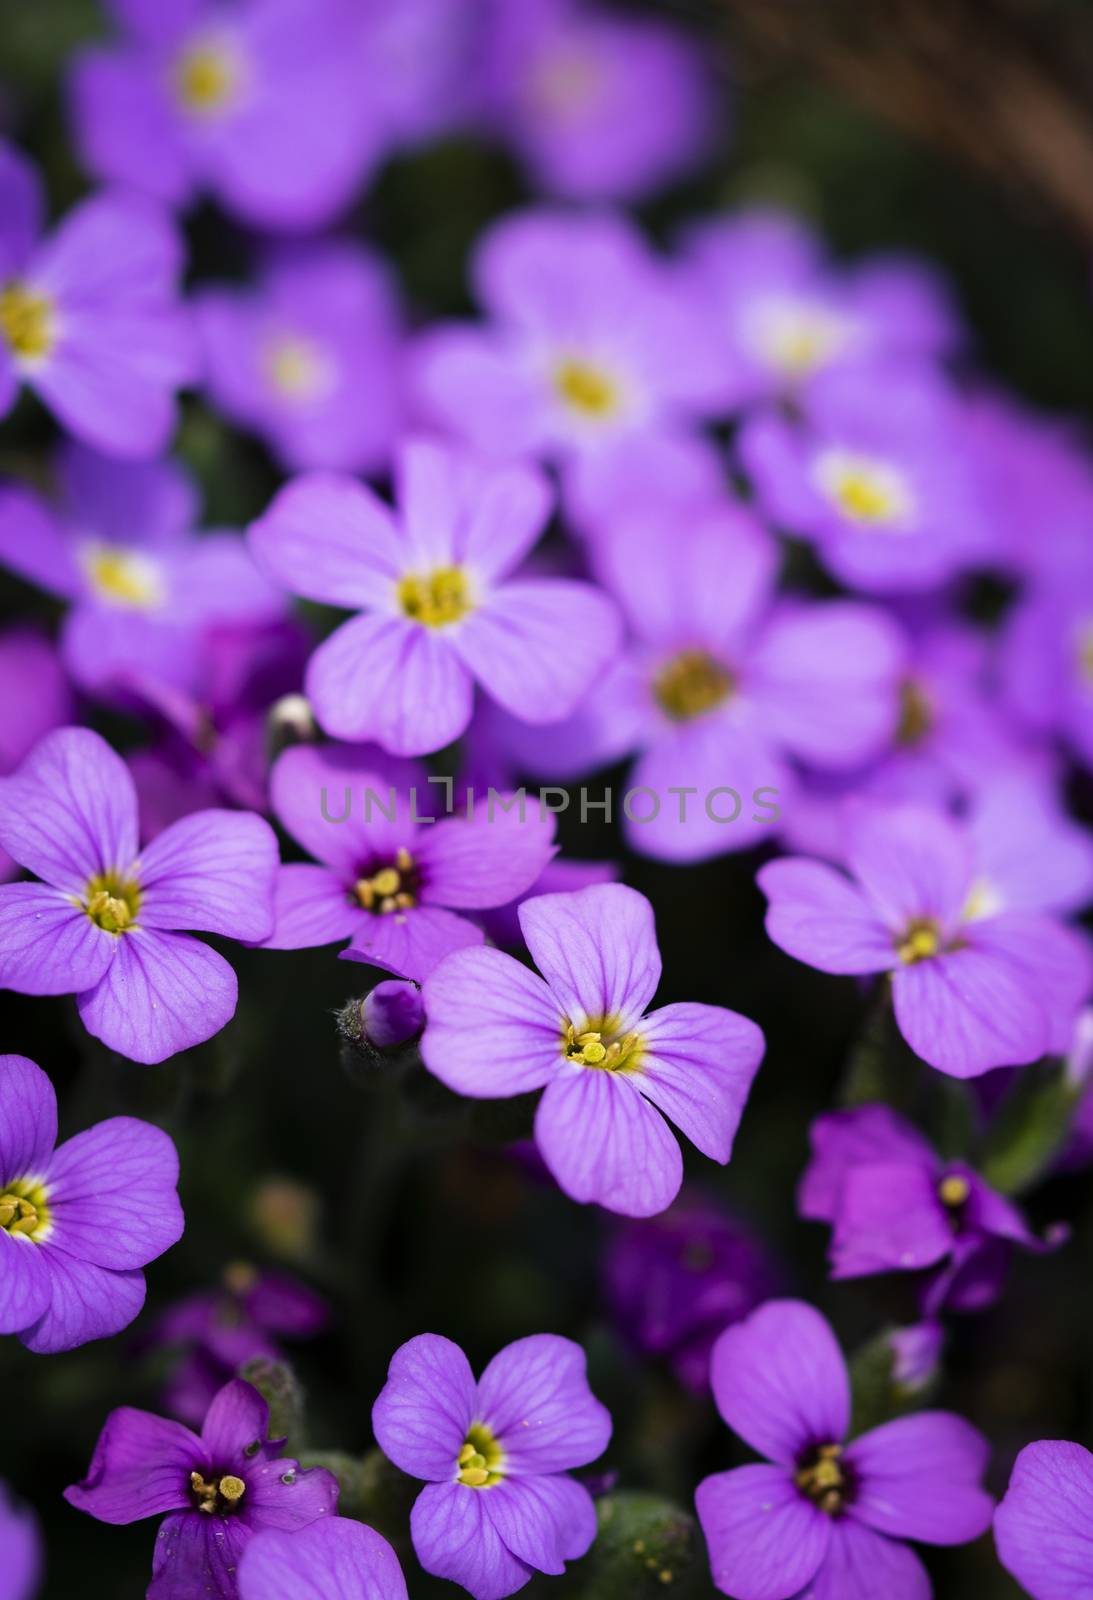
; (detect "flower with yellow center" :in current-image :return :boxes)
[456,1423,504,1488]
[173,39,242,116]
[263,333,332,403]
[813,449,914,529]
[562,1016,644,1073]
[553,357,620,420]
[190,1470,247,1514]
[749,299,854,379]
[938,1173,971,1211]
[83,870,142,935]
[354,846,416,915]
[653,649,734,722]
[895,917,941,965]
[397,567,472,629]
[0,1176,51,1243]
[795,1443,847,1516]
[0,282,55,365]
[80,542,166,610]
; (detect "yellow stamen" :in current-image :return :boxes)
[563,1018,643,1072]
[191,1470,247,1512]
[457,1424,503,1488]
[354,848,416,915]
[263,334,329,401]
[397,568,471,629]
[751,300,851,378]
[795,1443,845,1515]
[82,543,164,610]
[896,918,941,965]
[0,283,54,362]
[939,1173,971,1209]
[84,871,141,935]
[814,449,913,529]
[174,42,239,114]
[219,1476,246,1504]
[654,650,734,722]
[897,680,933,747]
[554,358,619,418]
[0,1178,50,1242]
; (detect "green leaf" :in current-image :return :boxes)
[980,1059,1079,1196]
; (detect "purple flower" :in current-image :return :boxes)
[372,1331,611,1599]
[758,802,1092,1078]
[248,438,620,755]
[68,0,374,231]
[196,241,405,475]
[0,139,194,458]
[361,979,426,1050]
[238,1516,407,1600]
[413,209,722,472]
[0,726,278,1063]
[0,629,73,882]
[65,1377,338,1600]
[0,444,284,699]
[421,883,764,1217]
[604,1192,779,1393]
[481,0,716,202]
[695,1300,993,1600]
[153,1262,327,1427]
[994,1439,1093,1600]
[495,506,905,862]
[681,209,960,411]
[799,1105,1062,1313]
[0,1479,40,1600]
[347,0,486,149]
[738,366,990,594]
[261,741,556,982]
[1001,562,1093,769]
[887,1322,944,1394]
[0,1053,182,1354]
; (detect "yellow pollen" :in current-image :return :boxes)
[219,1476,246,1503]
[897,679,934,746]
[896,918,941,965]
[554,358,619,418]
[174,43,238,114]
[752,300,851,378]
[84,871,141,935]
[0,282,54,362]
[457,1424,504,1488]
[0,1178,50,1242]
[264,334,329,401]
[563,1018,643,1072]
[939,1173,971,1209]
[654,650,734,722]
[82,544,164,610]
[191,1471,246,1513]
[354,847,416,915]
[398,567,471,629]
[814,450,913,529]
[795,1443,845,1516]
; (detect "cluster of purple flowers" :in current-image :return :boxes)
[0,0,1090,1595]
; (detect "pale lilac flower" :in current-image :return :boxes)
[261,741,556,981]
[413,209,722,471]
[0,727,278,1063]
[65,1378,338,1600]
[994,1439,1093,1600]
[373,1331,611,1599]
[249,438,620,756]
[1000,560,1093,770]
[759,801,1092,1078]
[739,366,991,593]
[421,883,764,1217]
[696,1300,993,1600]
[682,208,960,410]
[0,443,284,698]
[239,1517,407,1600]
[0,1053,182,1354]
[800,1105,1063,1313]
[0,139,194,457]
[196,241,405,475]
[0,1479,40,1600]
[69,0,374,231]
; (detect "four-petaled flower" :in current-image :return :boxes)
[695,1299,994,1600]
[372,1331,611,1600]
[0,727,278,1063]
[65,1378,339,1600]
[422,883,765,1216]
[994,1439,1093,1600]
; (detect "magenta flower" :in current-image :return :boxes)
[695,1300,993,1600]
[421,883,764,1217]
[496,506,905,862]
[0,140,194,458]
[372,1331,611,1599]
[65,1377,338,1600]
[0,727,278,1064]
[196,241,405,475]
[153,1262,327,1427]
[604,1193,780,1393]
[758,802,1092,1078]
[68,0,373,231]
[261,742,556,981]
[413,209,721,469]
[0,444,284,699]
[239,1517,407,1600]
[482,0,715,202]
[0,1053,182,1354]
[681,208,960,411]
[799,1106,1063,1314]
[249,438,620,755]
[0,1479,40,1600]
[738,366,990,593]
[994,1439,1093,1600]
